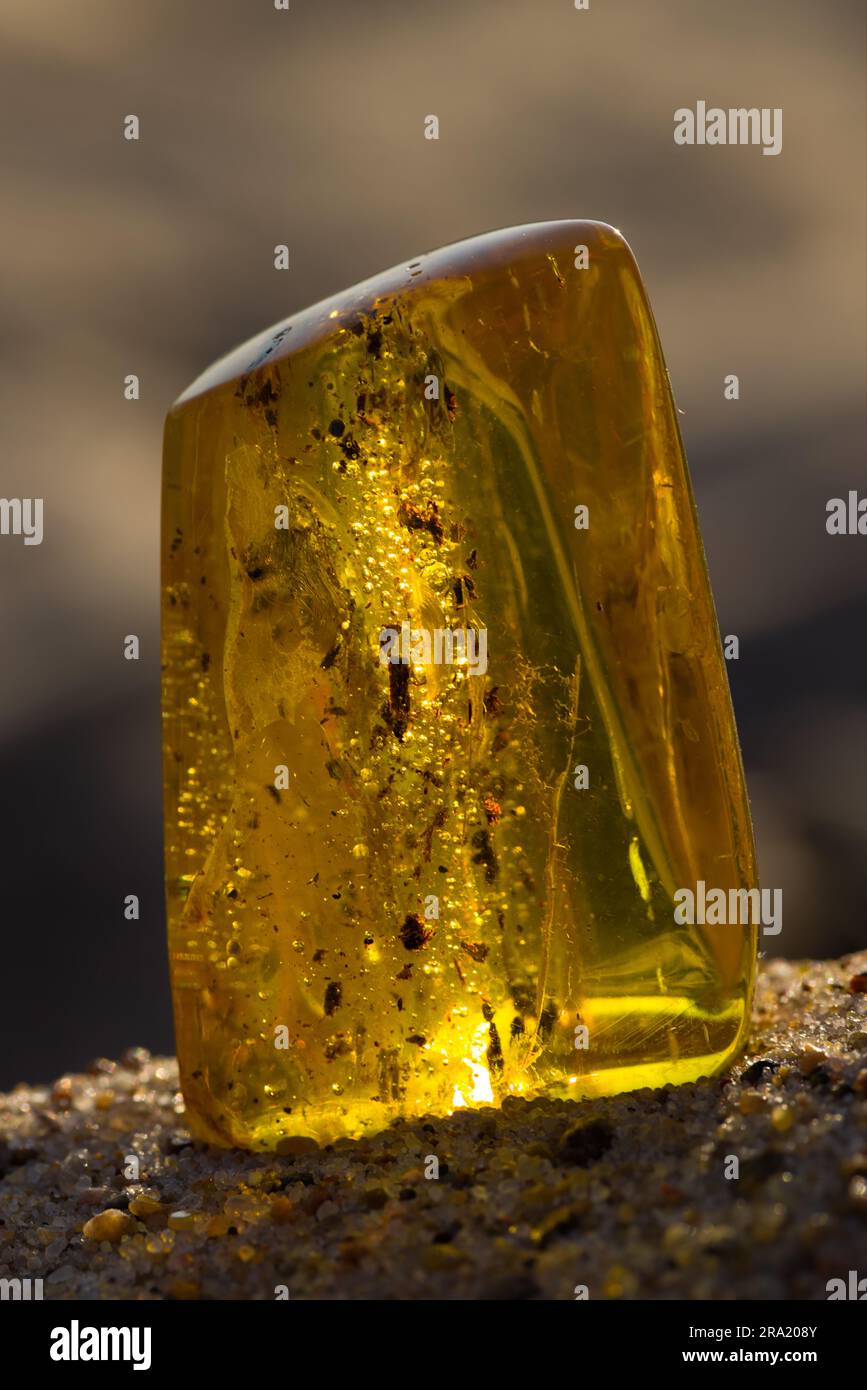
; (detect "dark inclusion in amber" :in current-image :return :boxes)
[161,221,757,1149]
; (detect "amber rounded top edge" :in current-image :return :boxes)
[169,219,631,413]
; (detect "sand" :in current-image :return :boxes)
[2,952,866,1300]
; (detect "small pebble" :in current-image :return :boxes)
[739,1089,769,1115]
[167,1210,196,1231]
[82,1209,137,1244]
[848,1176,867,1211]
[120,1047,151,1071]
[770,1105,796,1133]
[797,1044,826,1076]
[275,1136,319,1157]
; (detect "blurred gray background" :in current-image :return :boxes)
[0,0,864,1086]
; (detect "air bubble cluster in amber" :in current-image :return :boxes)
[161,221,757,1149]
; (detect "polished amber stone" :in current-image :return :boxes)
[162,221,757,1149]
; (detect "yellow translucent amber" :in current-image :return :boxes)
[161,220,757,1149]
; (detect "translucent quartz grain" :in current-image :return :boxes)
[161,220,757,1149]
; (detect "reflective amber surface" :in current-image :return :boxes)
[162,221,757,1149]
